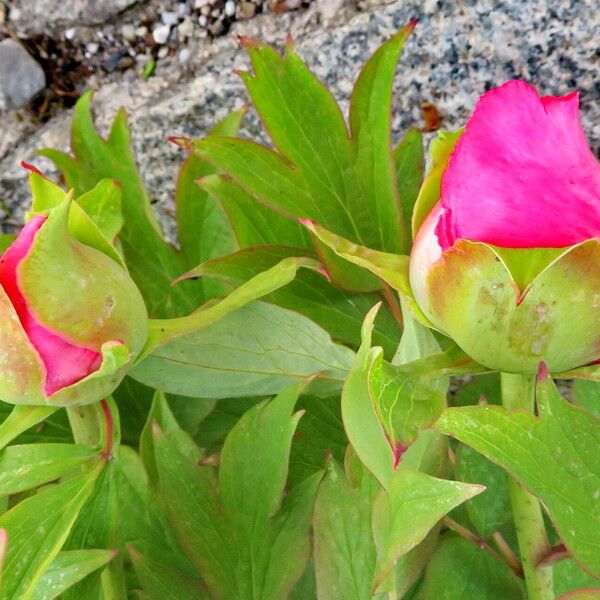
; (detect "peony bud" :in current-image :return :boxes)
[409,80,600,374]
[0,198,148,406]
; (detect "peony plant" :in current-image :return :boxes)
[0,24,596,600]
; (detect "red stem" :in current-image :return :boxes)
[100,399,114,460]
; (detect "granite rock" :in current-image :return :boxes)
[7,0,139,36]
[1,0,598,234]
[0,39,46,111]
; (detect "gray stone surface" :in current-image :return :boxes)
[6,0,140,36]
[0,39,45,111]
[0,0,598,235]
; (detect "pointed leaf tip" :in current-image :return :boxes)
[21,161,44,176]
[167,136,191,149]
[407,18,419,31]
[238,35,261,48]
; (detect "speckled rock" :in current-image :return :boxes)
[7,0,139,35]
[0,39,46,111]
[1,0,598,234]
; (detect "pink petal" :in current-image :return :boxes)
[434,80,600,250]
[0,216,102,396]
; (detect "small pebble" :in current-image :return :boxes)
[198,14,208,26]
[240,2,256,18]
[152,24,171,45]
[200,5,210,15]
[135,25,148,37]
[121,24,136,42]
[194,0,210,7]
[86,42,99,54]
[64,28,75,40]
[178,17,194,38]
[208,19,225,35]
[157,46,169,59]
[161,11,179,26]
[178,47,191,63]
[224,0,236,17]
[8,6,21,20]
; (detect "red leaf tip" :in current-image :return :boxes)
[167,136,191,149]
[238,35,261,48]
[537,361,549,384]
[285,32,295,47]
[21,161,43,176]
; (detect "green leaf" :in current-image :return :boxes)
[554,558,600,598]
[194,397,262,449]
[455,444,512,536]
[141,255,323,353]
[140,390,201,486]
[0,463,101,600]
[114,446,190,576]
[175,109,246,299]
[372,469,484,591]
[0,405,59,451]
[288,395,347,488]
[154,384,320,599]
[453,373,501,407]
[31,549,117,600]
[342,305,446,487]
[62,460,126,600]
[38,92,196,318]
[556,590,600,600]
[132,301,354,399]
[190,26,415,290]
[199,174,311,249]
[187,245,401,356]
[572,380,600,419]
[0,235,16,253]
[420,535,524,599]
[219,384,302,531]
[152,422,235,597]
[0,443,97,496]
[129,546,209,600]
[394,128,424,234]
[436,374,600,577]
[313,458,380,600]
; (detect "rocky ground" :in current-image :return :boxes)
[0,0,598,236]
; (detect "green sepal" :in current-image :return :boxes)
[20,196,148,353]
[423,238,600,373]
[48,341,131,407]
[27,172,124,267]
[411,129,462,237]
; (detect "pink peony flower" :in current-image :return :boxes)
[410,81,600,373]
[0,200,148,405]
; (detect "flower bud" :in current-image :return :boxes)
[410,81,600,374]
[0,198,148,405]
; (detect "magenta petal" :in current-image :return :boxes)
[435,80,600,250]
[0,216,102,396]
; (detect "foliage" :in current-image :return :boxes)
[0,25,596,600]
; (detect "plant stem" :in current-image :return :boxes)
[442,516,521,576]
[67,404,103,447]
[500,372,553,600]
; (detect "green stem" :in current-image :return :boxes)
[67,404,103,446]
[501,373,553,600]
